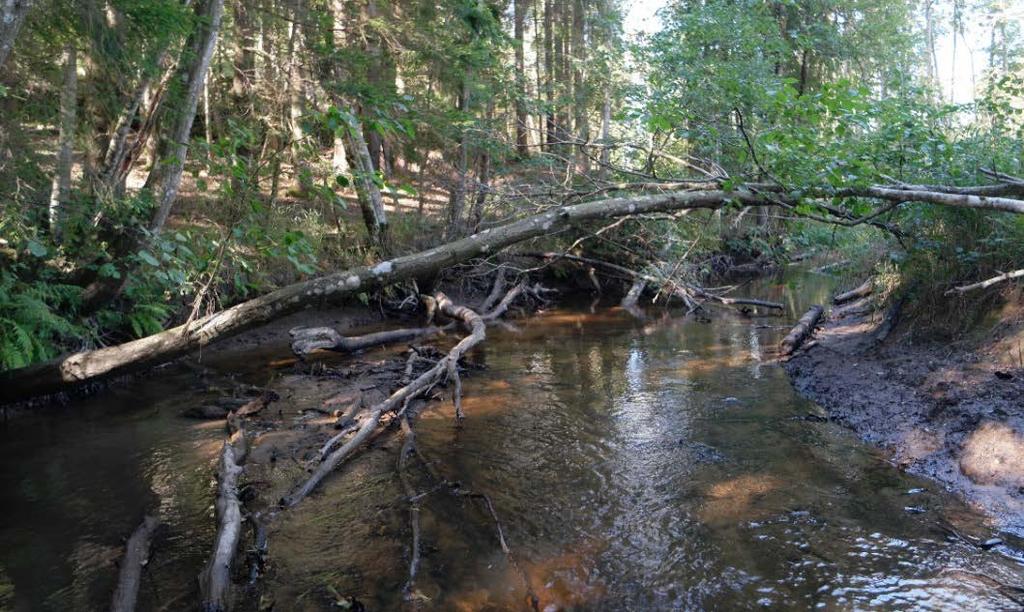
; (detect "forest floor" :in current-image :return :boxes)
[784,290,1024,534]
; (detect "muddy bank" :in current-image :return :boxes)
[784,295,1024,534]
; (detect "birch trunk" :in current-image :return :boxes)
[0,0,32,70]
[49,43,77,242]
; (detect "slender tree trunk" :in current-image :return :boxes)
[99,23,187,199]
[149,0,226,235]
[513,0,528,157]
[0,0,32,71]
[329,0,350,176]
[599,87,611,178]
[447,72,471,240]
[572,0,588,170]
[345,114,388,252]
[543,0,555,150]
[49,42,77,242]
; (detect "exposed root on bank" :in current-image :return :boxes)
[515,251,783,313]
[110,514,160,612]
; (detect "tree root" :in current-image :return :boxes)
[282,293,485,508]
[289,326,442,358]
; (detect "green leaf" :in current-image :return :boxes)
[26,240,47,258]
[138,250,160,267]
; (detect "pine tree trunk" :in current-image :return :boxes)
[49,42,77,243]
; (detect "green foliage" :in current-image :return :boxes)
[0,269,84,370]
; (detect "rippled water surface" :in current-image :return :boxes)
[1,270,1023,610]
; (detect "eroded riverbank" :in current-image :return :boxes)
[784,291,1024,536]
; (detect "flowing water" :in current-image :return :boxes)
[1,269,1023,611]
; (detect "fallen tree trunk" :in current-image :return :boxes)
[282,293,484,507]
[110,515,160,612]
[944,269,1024,296]
[198,422,247,612]
[834,278,873,304]
[6,182,1024,405]
[780,305,824,356]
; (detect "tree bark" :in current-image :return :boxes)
[513,0,528,157]
[49,42,77,243]
[945,269,1024,296]
[148,0,226,235]
[110,515,160,612]
[833,278,873,304]
[780,305,824,355]
[345,114,389,252]
[198,422,246,612]
[5,183,1024,405]
[0,0,32,71]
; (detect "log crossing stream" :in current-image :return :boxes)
[1,269,1022,610]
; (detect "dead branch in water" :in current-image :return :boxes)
[833,278,873,304]
[198,416,248,612]
[282,293,485,508]
[289,326,442,357]
[780,305,824,356]
[110,515,160,612]
[397,415,424,604]
[944,269,1024,296]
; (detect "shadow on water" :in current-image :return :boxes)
[1,267,1023,610]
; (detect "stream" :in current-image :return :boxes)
[1,269,1023,610]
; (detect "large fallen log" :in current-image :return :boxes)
[5,182,1024,405]
[282,293,484,507]
[780,305,824,356]
[110,514,160,612]
[833,278,873,304]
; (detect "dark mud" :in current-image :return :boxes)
[784,295,1024,534]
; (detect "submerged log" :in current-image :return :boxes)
[282,293,485,508]
[198,423,247,612]
[780,305,824,356]
[833,278,873,304]
[110,515,160,612]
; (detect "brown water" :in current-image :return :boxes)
[2,270,1023,610]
